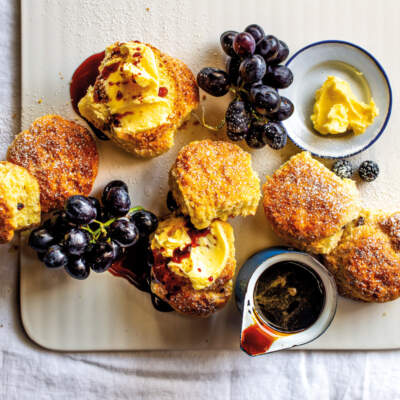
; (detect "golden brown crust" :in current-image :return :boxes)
[262,152,361,254]
[7,115,99,212]
[0,161,41,244]
[325,210,400,302]
[0,199,15,244]
[150,220,236,317]
[91,43,199,158]
[169,140,261,229]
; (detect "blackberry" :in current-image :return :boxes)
[332,159,353,179]
[359,160,379,182]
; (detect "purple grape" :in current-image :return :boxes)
[63,228,90,256]
[108,218,139,247]
[29,227,55,253]
[268,96,294,121]
[102,181,128,205]
[264,122,288,150]
[245,24,265,43]
[256,35,279,63]
[233,32,256,57]
[87,241,116,273]
[250,84,281,114]
[226,57,241,83]
[270,40,289,65]
[43,245,68,269]
[220,30,238,57]
[65,195,97,225]
[245,120,268,149]
[65,257,90,280]
[239,55,266,83]
[197,67,231,97]
[263,65,294,89]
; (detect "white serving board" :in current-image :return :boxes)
[20,0,400,351]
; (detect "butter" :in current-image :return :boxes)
[311,76,379,135]
[151,217,230,290]
[78,41,172,137]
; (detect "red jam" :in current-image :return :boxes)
[69,51,110,140]
[158,86,168,97]
[70,51,105,114]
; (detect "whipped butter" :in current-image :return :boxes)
[311,75,379,135]
[151,217,231,290]
[78,41,172,137]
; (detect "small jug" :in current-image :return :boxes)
[235,247,337,356]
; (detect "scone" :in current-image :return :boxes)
[325,209,400,302]
[0,161,40,243]
[262,151,361,254]
[169,140,260,229]
[78,41,199,157]
[150,216,236,317]
[7,115,99,212]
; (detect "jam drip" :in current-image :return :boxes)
[70,51,110,140]
[108,240,173,312]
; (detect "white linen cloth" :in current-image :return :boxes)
[1,1,400,399]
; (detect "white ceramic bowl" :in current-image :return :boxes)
[281,40,392,158]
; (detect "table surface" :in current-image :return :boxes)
[2,0,400,398]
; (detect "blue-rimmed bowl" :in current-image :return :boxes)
[281,40,392,159]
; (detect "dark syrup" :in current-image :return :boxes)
[69,51,110,140]
[108,240,173,312]
[254,261,325,332]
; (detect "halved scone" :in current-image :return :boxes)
[7,115,98,212]
[325,209,400,302]
[169,140,261,229]
[0,161,41,243]
[262,152,361,254]
[150,216,236,317]
[78,41,199,157]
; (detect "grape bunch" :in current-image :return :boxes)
[28,180,158,280]
[197,24,294,150]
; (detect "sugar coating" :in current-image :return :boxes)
[263,151,361,254]
[7,115,99,212]
[169,140,261,229]
[325,209,400,302]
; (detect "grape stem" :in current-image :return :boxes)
[193,85,267,132]
[81,206,144,243]
[192,105,226,132]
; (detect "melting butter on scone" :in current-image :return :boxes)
[151,216,230,290]
[325,209,400,303]
[0,162,40,244]
[262,151,361,254]
[169,140,261,229]
[150,216,236,317]
[78,41,199,157]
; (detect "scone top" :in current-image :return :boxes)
[262,151,361,254]
[169,139,261,229]
[325,209,400,302]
